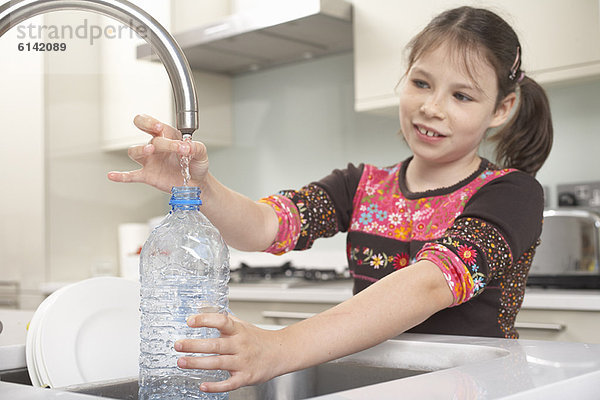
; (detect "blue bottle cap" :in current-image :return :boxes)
[169,186,202,206]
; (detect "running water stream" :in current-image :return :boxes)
[180,134,192,186]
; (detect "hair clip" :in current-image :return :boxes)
[509,46,521,81]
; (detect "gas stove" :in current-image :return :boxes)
[230,262,350,286]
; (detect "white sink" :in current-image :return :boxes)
[0,309,34,371]
[335,337,509,371]
[62,337,510,400]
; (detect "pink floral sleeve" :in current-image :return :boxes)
[258,194,301,255]
[415,217,512,307]
[416,243,475,306]
[260,184,339,253]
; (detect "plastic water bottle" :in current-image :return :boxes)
[139,186,230,400]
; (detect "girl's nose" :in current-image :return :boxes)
[419,97,444,119]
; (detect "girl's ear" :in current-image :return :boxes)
[489,92,517,128]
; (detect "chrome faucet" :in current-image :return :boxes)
[0,0,198,136]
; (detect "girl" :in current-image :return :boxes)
[108,6,553,393]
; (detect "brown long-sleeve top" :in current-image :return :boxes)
[259,157,544,338]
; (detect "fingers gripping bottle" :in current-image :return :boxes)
[139,186,230,400]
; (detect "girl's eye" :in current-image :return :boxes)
[412,79,429,89]
[454,92,473,102]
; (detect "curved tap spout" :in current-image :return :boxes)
[0,0,198,135]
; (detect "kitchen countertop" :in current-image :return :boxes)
[315,334,600,400]
[42,279,600,310]
[229,281,600,311]
[1,332,599,399]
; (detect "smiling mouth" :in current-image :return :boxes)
[416,125,444,138]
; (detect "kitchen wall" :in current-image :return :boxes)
[209,52,600,246]
[536,79,600,206]
[219,53,406,195]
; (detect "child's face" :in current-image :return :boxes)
[398,41,513,167]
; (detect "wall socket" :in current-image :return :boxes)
[556,181,600,208]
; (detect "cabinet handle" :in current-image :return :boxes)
[0,299,18,308]
[515,322,565,332]
[261,311,316,321]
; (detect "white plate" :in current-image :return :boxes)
[26,306,42,387]
[34,277,140,388]
[26,284,68,388]
[31,284,70,388]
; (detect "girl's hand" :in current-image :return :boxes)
[107,114,209,193]
[174,313,286,393]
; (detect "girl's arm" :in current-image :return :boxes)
[107,115,279,251]
[175,260,454,393]
[195,172,279,251]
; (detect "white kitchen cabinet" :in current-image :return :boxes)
[353,0,445,114]
[43,11,104,158]
[229,300,333,325]
[516,309,600,344]
[99,0,172,151]
[482,0,600,85]
[171,0,231,34]
[228,283,346,325]
[100,0,232,151]
[353,0,600,113]
[0,16,46,310]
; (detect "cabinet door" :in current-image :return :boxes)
[229,300,333,325]
[354,0,600,113]
[354,0,471,113]
[480,0,600,85]
[0,16,46,309]
[516,309,600,343]
[171,0,231,34]
[100,0,174,151]
[353,0,417,113]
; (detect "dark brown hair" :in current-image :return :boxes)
[404,6,553,176]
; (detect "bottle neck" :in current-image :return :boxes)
[171,204,200,211]
[169,186,202,211]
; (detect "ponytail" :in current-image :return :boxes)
[490,76,553,176]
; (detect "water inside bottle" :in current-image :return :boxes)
[139,194,230,400]
[180,134,192,186]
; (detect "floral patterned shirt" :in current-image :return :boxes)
[259,158,544,338]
